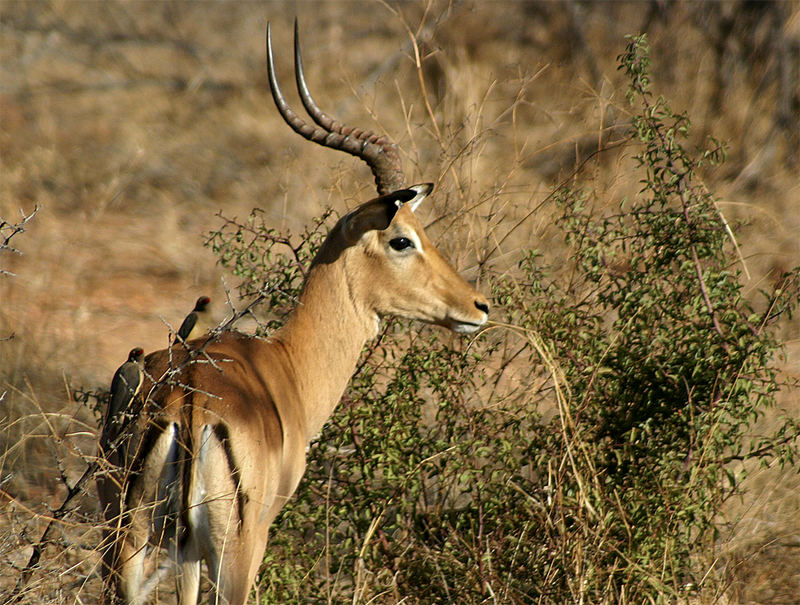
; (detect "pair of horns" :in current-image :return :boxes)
[266,20,405,196]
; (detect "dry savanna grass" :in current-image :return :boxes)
[1,1,798,603]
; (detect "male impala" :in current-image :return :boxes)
[98,22,489,605]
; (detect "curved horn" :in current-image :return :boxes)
[266,20,405,195]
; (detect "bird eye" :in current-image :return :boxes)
[389,237,414,251]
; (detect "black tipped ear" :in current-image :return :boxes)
[342,184,434,243]
[342,198,402,243]
[372,183,433,210]
[404,183,433,212]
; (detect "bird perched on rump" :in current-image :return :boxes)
[176,295,212,343]
[102,347,144,448]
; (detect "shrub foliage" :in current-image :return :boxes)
[208,35,798,604]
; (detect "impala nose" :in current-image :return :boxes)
[475,300,490,315]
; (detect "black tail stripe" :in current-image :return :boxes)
[124,418,170,509]
[179,420,193,548]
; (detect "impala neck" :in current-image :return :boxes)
[273,247,377,441]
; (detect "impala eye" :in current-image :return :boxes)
[389,237,415,251]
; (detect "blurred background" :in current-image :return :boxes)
[1,1,798,602]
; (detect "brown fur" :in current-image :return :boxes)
[99,195,489,604]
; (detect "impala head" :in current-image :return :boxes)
[268,21,489,335]
[315,183,489,333]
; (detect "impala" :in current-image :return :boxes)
[98,22,489,605]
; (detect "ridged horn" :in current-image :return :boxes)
[266,20,406,195]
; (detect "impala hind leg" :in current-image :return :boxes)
[113,531,148,605]
[203,528,267,605]
[175,530,201,605]
[99,502,150,604]
[206,549,262,605]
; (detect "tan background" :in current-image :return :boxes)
[1,1,798,602]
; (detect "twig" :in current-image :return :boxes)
[0,206,38,278]
[635,82,730,352]
[7,291,270,602]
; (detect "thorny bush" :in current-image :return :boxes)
[207,35,799,604]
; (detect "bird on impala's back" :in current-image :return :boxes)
[176,295,212,343]
[103,347,144,445]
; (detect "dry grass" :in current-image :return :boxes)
[1,1,798,602]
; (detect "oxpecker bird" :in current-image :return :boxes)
[103,347,145,446]
[176,295,212,343]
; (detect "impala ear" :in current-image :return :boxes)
[405,183,433,212]
[343,183,434,242]
[343,198,400,243]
